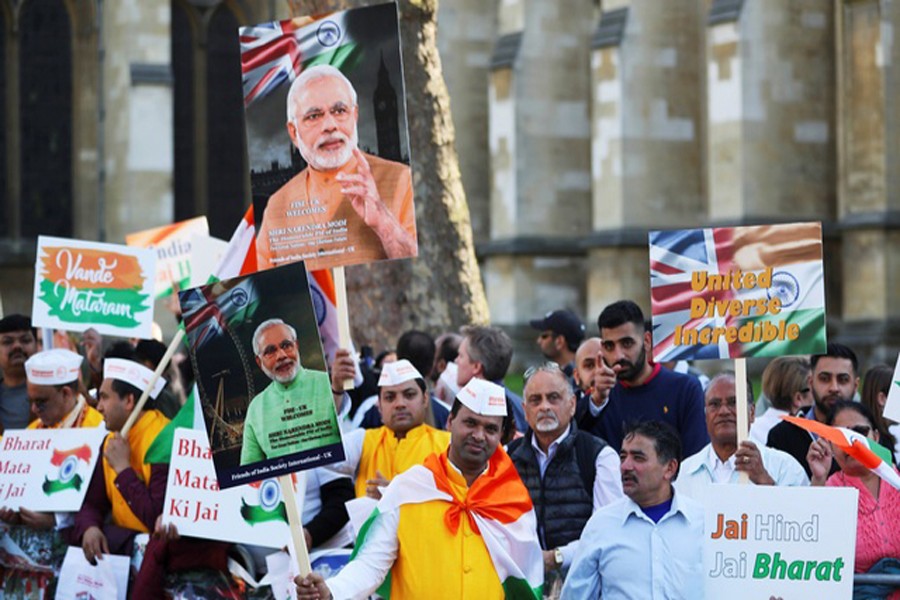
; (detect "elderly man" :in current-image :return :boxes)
[561,421,704,600]
[675,372,808,499]
[582,300,708,456]
[0,314,39,431]
[456,324,528,435]
[24,349,103,430]
[329,358,449,497]
[508,363,621,578]
[74,357,170,564]
[766,343,858,478]
[256,64,416,271]
[295,378,542,599]
[241,318,338,465]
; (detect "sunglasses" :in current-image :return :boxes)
[848,424,872,437]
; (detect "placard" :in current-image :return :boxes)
[243,2,418,272]
[33,236,157,338]
[0,428,107,512]
[179,261,344,489]
[649,222,827,361]
[704,485,857,599]
[162,429,309,547]
[882,353,900,424]
[126,216,209,298]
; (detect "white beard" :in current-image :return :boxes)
[297,124,359,171]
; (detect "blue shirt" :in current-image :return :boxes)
[561,491,705,600]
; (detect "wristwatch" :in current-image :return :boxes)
[553,548,564,567]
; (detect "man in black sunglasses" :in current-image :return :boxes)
[766,343,860,478]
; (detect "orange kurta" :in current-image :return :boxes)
[256,152,416,272]
[101,409,169,532]
[355,424,450,497]
[392,456,504,599]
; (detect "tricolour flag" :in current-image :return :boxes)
[240,11,363,107]
[351,451,542,599]
[144,385,206,465]
[649,222,826,361]
[782,415,900,490]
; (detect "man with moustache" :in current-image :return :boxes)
[241,318,338,465]
[581,300,708,456]
[561,421,704,599]
[675,372,808,500]
[0,314,39,432]
[766,343,859,478]
[256,65,417,272]
[295,379,542,600]
[508,363,621,577]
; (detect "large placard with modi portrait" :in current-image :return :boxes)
[242,2,417,272]
[178,261,344,489]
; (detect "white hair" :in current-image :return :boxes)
[252,319,298,356]
[286,65,358,121]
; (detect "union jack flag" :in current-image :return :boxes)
[180,279,259,351]
[649,227,738,361]
[240,12,354,107]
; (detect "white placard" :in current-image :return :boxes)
[162,429,304,547]
[188,234,229,288]
[32,236,157,338]
[704,485,858,599]
[0,428,107,512]
[882,354,900,424]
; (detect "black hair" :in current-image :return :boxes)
[811,343,859,377]
[826,399,877,428]
[110,379,156,410]
[379,377,427,396]
[597,300,646,333]
[622,420,682,466]
[105,342,138,362]
[0,314,36,337]
[135,339,167,369]
[396,330,436,379]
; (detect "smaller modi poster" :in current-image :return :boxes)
[32,236,157,339]
[704,485,857,599]
[0,428,107,512]
[243,2,417,272]
[178,261,344,489]
[648,222,827,361]
[126,216,210,298]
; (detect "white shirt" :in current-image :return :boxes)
[748,407,790,447]
[332,427,366,478]
[561,492,705,600]
[527,426,623,567]
[675,443,809,500]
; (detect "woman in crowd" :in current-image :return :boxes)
[808,400,900,599]
[861,364,898,463]
[749,356,811,446]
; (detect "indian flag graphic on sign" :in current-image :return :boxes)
[649,222,827,361]
[43,444,93,496]
[240,478,288,525]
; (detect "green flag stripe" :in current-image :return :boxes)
[866,438,894,465]
[42,474,82,496]
[240,499,287,525]
[38,280,150,328]
[303,43,364,75]
[739,308,826,357]
[502,576,543,600]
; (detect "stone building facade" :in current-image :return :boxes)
[438,0,900,369]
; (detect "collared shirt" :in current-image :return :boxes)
[528,425,623,568]
[561,491,705,600]
[675,443,809,500]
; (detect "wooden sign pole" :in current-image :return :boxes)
[121,328,185,438]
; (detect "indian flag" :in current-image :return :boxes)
[782,415,900,490]
[352,452,542,599]
[144,385,206,465]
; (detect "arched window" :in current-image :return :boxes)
[19,0,72,238]
[206,4,246,239]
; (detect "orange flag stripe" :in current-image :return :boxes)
[50,444,92,466]
[782,415,882,470]
[41,247,144,290]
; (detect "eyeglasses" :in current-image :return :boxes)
[848,424,872,437]
[705,397,737,411]
[260,339,296,358]
[524,361,561,381]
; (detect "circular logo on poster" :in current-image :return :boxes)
[317,21,341,47]
[232,288,248,307]
[310,284,327,327]
[259,479,281,510]
[59,456,79,483]
[766,271,800,308]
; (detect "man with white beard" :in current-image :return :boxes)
[240,318,337,465]
[507,363,622,580]
[256,64,417,272]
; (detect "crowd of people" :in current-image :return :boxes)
[1,297,899,599]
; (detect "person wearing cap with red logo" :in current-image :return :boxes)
[331,359,450,498]
[530,309,586,392]
[24,349,103,430]
[296,378,542,600]
[73,357,170,565]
